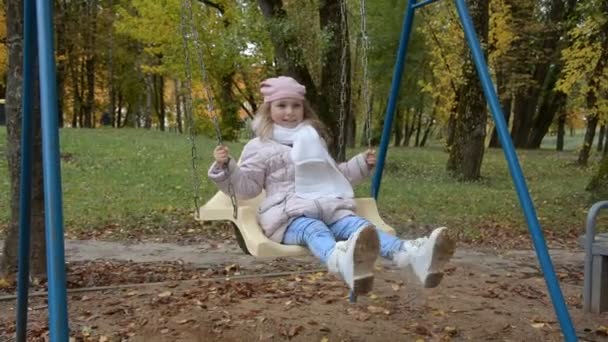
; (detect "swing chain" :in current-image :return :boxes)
[338,0,349,162]
[359,0,372,149]
[186,0,238,219]
[186,1,222,146]
[180,0,238,219]
[179,0,202,218]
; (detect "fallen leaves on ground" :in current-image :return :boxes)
[0,257,320,295]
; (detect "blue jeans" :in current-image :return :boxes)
[282,215,403,264]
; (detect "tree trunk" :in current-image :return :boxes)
[153,74,165,131]
[144,75,153,129]
[420,120,434,147]
[510,91,536,148]
[83,0,97,128]
[369,97,383,146]
[527,92,567,149]
[319,0,351,161]
[1,0,47,277]
[446,112,456,148]
[175,79,183,133]
[488,71,511,148]
[578,0,608,166]
[180,91,188,132]
[445,93,460,148]
[587,155,608,201]
[404,108,415,147]
[160,76,166,131]
[124,102,136,128]
[394,107,403,147]
[578,115,599,166]
[346,114,356,149]
[68,49,80,127]
[55,1,66,128]
[115,92,123,128]
[508,0,572,149]
[526,71,568,149]
[504,0,538,148]
[415,110,422,147]
[84,55,95,127]
[108,0,115,128]
[597,125,606,152]
[256,0,336,155]
[217,73,240,140]
[446,0,488,180]
[556,112,565,151]
[420,104,437,147]
[523,0,577,148]
[110,88,116,127]
[78,58,86,128]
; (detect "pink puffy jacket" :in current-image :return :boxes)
[208,137,371,242]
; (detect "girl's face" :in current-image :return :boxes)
[270,98,304,128]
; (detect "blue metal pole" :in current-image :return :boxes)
[16,0,37,340]
[371,0,417,199]
[453,0,577,340]
[35,0,70,340]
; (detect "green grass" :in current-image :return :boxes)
[365,146,596,236]
[0,128,243,234]
[0,127,602,239]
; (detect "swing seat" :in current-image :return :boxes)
[197,191,396,258]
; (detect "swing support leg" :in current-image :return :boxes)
[373,0,577,340]
[15,1,70,340]
[371,0,416,199]
[453,0,576,340]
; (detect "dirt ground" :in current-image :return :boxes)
[0,233,607,341]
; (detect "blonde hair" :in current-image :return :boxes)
[251,100,330,143]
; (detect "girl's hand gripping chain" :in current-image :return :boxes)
[213,145,230,166]
[365,149,376,169]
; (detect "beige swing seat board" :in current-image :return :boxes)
[198,191,396,258]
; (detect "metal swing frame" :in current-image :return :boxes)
[15,0,577,340]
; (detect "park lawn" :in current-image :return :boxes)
[0,127,602,243]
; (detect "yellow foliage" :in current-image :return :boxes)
[489,0,515,66]
[0,277,12,289]
[418,2,465,123]
[557,11,607,119]
[557,20,603,96]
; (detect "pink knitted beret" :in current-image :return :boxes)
[260,76,306,103]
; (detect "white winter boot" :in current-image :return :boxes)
[393,227,455,288]
[327,225,380,295]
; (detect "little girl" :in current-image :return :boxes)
[209,76,454,295]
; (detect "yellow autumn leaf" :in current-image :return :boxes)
[0,278,11,290]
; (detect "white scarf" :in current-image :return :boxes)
[272,123,301,145]
[272,123,354,199]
